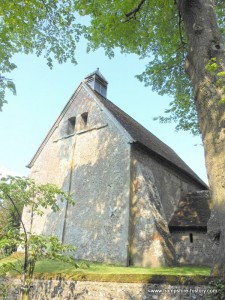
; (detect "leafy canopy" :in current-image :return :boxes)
[1,0,225,134]
[0,0,83,110]
[74,0,225,135]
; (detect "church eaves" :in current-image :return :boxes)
[27,74,208,190]
[93,90,207,189]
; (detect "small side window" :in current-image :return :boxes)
[75,112,88,132]
[81,112,88,128]
[67,117,76,135]
[189,233,193,243]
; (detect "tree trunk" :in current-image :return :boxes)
[20,289,30,300]
[178,0,225,276]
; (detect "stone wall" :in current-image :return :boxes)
[7,279,218,300]
[129,159,176,267]
[171,230,213,266]
[21,83,209,268]
[131,145,207,223]
[129,145,208,267]
[22,84,131,265]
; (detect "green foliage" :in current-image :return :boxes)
[205,58,218,72]
[74,0,204,134]
[0,235,77,275]
[23,235,78,270]
[205,57,225,104]
[0,235,77,298]
[0,0,84,110]
[0,178,24,257]
[12,258,210,283]
[217,72,225,77]
[0,176,75,215]
[33,259,209,277]
[215,0,225,37]
[0,176,76,299]
[1,0,225,133]
[0,255,210,281]
[0,76,16,111]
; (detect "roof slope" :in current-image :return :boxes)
[169,191,211,229]
[27,81,207,189]
[93,90,207,188]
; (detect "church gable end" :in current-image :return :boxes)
[22,70,210,268]
[25,75,131,265]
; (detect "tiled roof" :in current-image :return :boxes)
[169,191,211,229]
[27,79,208,191]
[94,90,208,189]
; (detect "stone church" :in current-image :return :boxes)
[22,69,212,267]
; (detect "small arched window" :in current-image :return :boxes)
[67,117,76,135]
[76,112,88,131]
[81,112,88,128]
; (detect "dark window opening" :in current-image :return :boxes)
[75,112,88,132]
[67,117,76,135]
[189,233,193,243]
[81,112,88,127]
[214,231,221,245]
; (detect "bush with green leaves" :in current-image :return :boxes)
[0,191,23,257]
[0,175,77,300]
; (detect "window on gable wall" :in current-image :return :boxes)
[80,112,88,130]
[67,117,76,135]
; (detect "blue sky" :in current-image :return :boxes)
[0,41,208,183]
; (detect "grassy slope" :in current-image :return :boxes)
[0,254,211,284]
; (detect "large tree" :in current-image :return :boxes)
[1,0,225,275]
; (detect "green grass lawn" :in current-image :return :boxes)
[35,259,210,276]
[0,253,211,284]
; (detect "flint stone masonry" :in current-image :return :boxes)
[171,231,213,266]
[131,146,206,223]
[22,70,212,267]
[130,158,176,267]
[169,191,212,266]
[23,84,131,265]
[7,279,217,300]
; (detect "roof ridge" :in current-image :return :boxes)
[27,80,208,190]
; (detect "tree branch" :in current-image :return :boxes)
[0,75,13,83]
[125,0,146,18]
[40,0,50,14]
[11,266,22,275]
[6,194,29,280]
[178,11,186,48]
